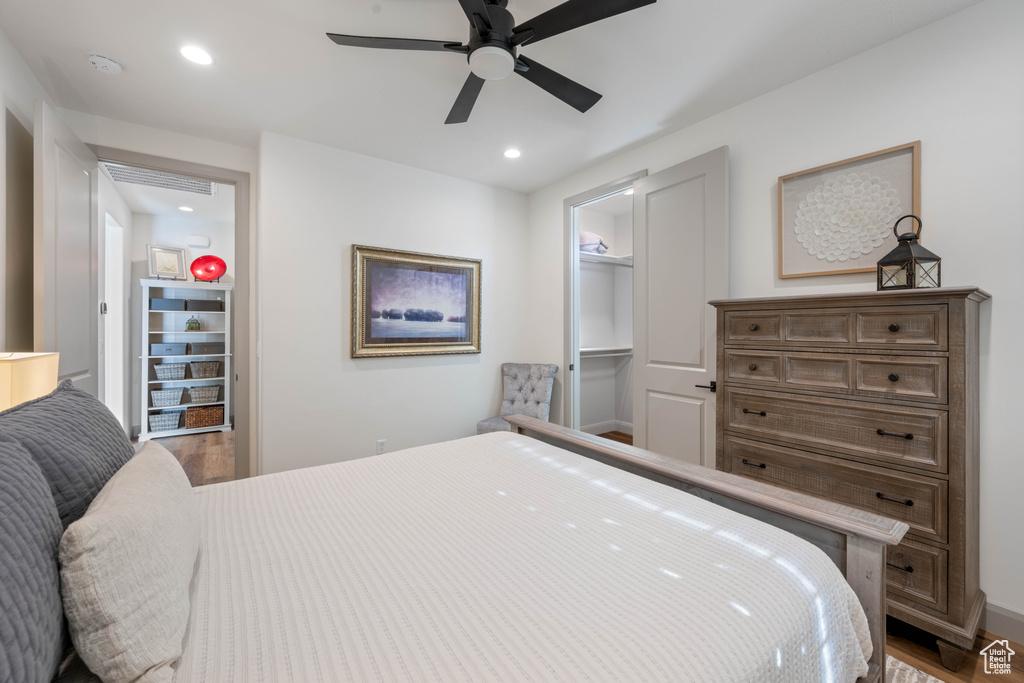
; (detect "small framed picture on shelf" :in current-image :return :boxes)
[146,245,187,280]
[352,245,482,358]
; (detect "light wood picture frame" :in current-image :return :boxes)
[352,245,482,358]
[778,141,921,278]
[146,244,187,280]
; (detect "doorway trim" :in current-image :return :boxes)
[102,213,127,431]
[562,170,646,430]
[88,145,256,480]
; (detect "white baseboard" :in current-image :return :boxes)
[982,602,1024,645]
[581,420,633,436]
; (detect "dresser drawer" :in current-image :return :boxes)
[725,351,784,383]
[855,356,947,403]
[722,436,948,543]
[886,538,948,613]
[723,386,948,473]
[856,305,947,349]
[724,312,782,343]
[724,350,948,404]
[785,311,851,344]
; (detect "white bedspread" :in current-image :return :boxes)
[176,432,871,682]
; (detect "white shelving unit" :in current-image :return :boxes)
[139,279,233,441]
[579,252,633,267]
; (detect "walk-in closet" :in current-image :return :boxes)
[570,186,635,442]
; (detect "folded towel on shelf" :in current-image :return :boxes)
[579,230,609,254]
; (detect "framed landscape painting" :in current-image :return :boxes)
[352,245,482,358]
[778,141,921,278]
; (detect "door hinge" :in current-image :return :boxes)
[100,302,108,315]
[695,380,716,393]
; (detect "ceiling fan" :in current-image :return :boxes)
[327,0,656,124]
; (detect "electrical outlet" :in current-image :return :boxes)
[376,439,386,455]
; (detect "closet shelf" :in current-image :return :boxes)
[580,346,633,359]
[579,252,633,267]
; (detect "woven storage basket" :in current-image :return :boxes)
[185,405,224,430]
[154,363,187,381]
[189,361,220,379]
[188,385,220,404]
[149,412,182,432]
[151,388,184,408]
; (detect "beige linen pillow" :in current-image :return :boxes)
[60,441,200,683]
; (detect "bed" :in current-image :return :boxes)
[0,383,908,683]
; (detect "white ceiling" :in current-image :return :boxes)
[101,165,236,224]
[0,0,978,194]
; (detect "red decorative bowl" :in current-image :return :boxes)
[190,255,227,282]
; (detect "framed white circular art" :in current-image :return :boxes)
[778,141,921,278]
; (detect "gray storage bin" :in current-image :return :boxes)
[150,342,187,356]
[150,298,186,311]
[189,342,225,355]
[186,299,223,312]
[149,412,182,432]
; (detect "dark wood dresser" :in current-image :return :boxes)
[710,287,989,671]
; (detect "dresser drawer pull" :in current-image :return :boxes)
[886,562,914,574]
[742,408,767,417]
[888,323,900,333]
[748,363,758,371]
[749,323,759,331]
[888,373,900,382]
[741,458,767,469]
[877,428,914,440]
[876,492,914,507]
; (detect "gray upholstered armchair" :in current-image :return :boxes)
[477,363,559,434]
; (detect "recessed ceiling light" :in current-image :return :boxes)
[504,149,521,159]
[180,45,213,66]
[178,206,194,212]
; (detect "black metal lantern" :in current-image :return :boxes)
[877,215,940,291]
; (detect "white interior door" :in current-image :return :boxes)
[632,147,728,467]
[103,215,126,427]
[34,101,100,396]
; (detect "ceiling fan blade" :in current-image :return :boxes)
[512,0,656,45]
[456,0,492,30]
[445,73,486,124]
[327,33,466,52]
[516,56,601,113]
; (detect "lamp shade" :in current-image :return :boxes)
[0,353,59,411]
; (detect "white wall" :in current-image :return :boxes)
[527,0,1024,626]
[258,131,530,473]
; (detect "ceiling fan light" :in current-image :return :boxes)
[469,46,515,81]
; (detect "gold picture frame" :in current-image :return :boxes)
[778,141,921,278]
[352,245,482,358]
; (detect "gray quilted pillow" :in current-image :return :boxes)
[0,380,133,530]
[0,436,64,683]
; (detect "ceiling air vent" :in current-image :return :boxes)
[100,162,216,196]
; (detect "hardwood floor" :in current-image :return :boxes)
[596,430,633,446]
[887,618,1024,682]
[144,430,235,487]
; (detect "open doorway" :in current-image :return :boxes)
[563,171,645,446]
[95,152,251,484]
